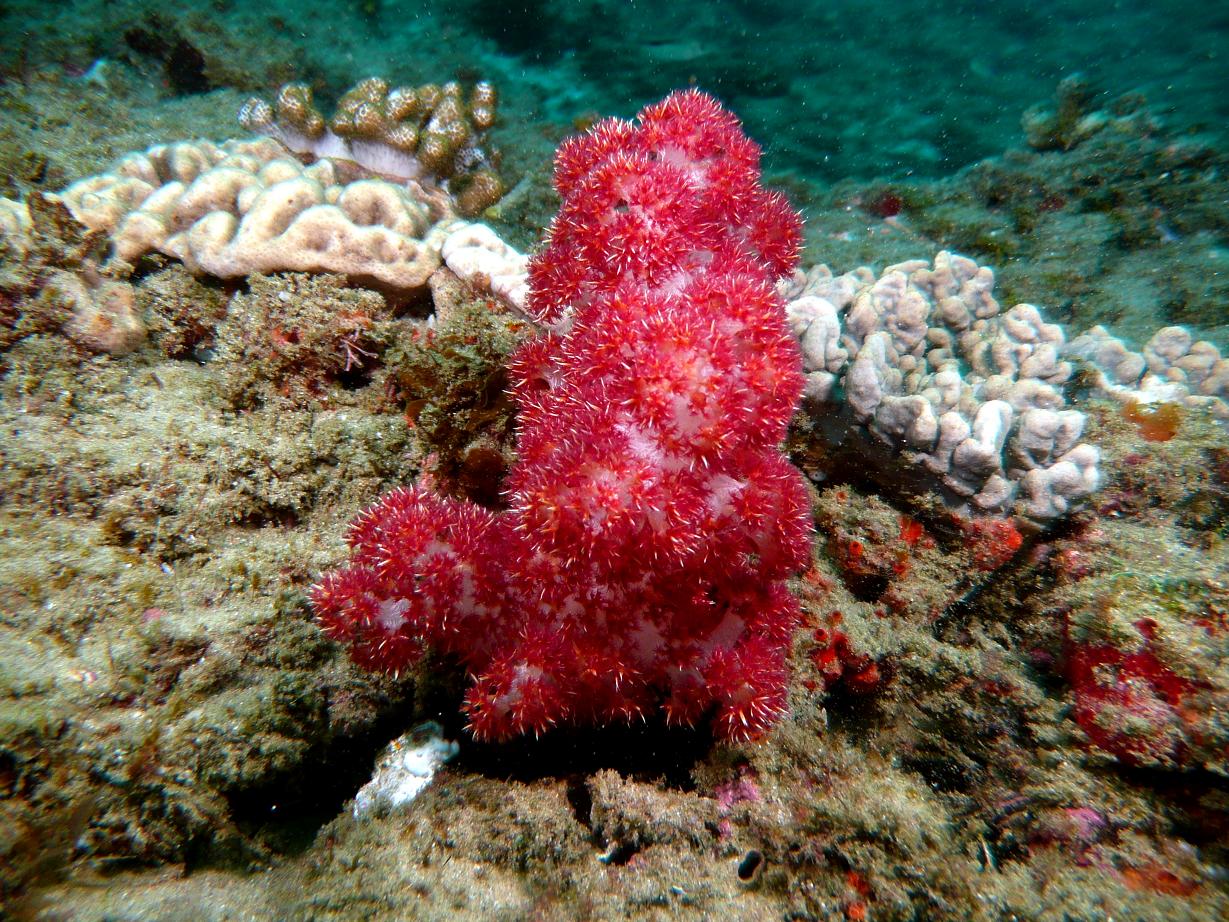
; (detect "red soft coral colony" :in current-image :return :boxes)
[312,89,813,742]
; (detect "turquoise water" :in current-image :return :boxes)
[3,0,1227,181]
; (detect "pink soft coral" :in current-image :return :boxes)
[313,89,812,741]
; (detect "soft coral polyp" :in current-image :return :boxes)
[312,89,812,742]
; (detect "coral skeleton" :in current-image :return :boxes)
[312,89,813,741]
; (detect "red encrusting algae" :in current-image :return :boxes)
[1066,617,1203,767]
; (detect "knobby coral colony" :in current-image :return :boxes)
[312,89,813,741]
[239,77,504,217]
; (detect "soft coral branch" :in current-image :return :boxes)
[313,89,812,741]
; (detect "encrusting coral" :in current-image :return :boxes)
[313,89,813,742]
[239,78,505,217]
[0,197,31,259]
[0,190,144,356]
[49,268,144,355]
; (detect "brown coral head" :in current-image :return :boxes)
[332,77,391,138]
[383,123,420,154]
[348,76,391,104]
[471,82,498,130]
[455,168,506,217]
[416,132,459,175]
[416,83,443,112]
[386,86,426,121]
[428,97,470,144]
[243,76,504,207]
[238,97,275,134]
[352,101,387,137]
[275,84,326,138]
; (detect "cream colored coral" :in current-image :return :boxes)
[783,250,1103,523]
[58,139,279,234]
[50,271,145,355]
[0,196,31,258]
[440,221,529,312]
[56,138,453,292]
[1068,325,1229,417]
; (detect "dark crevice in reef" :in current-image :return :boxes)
[415,654,710,790]
[898,751,985,795]
[122,18,211,96]
[564,775,594,831]
[1108,765,1229,846]
[220,659,710,863]
[841,570,891,603]
[451,719,710,793]
[219,704,412,862]
[597,840,641,866]
[820,681,891,732]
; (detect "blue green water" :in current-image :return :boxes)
[3,0,1226,182]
